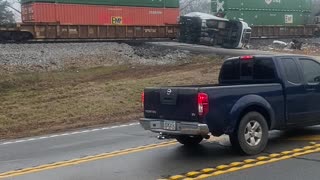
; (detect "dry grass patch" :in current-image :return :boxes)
[0,57,223,139]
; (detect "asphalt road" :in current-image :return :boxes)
[0,122,319,180]
[148,42,320,61]
[212,153,320,180]
[148,42,274,56]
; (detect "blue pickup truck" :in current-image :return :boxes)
[140,55,320,155]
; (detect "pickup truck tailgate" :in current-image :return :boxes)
[144,87,199,122]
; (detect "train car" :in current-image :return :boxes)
[250,25,318,38]
[1,19,316,42]
[0,23,179,42]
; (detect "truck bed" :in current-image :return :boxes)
[144,83,284,135]
[200,83,285,135]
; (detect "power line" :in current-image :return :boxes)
[3,0,21,14]
[6,4,21,14]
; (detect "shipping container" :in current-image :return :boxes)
[226,10,311,25]
[212,0,312,12]
[212,0,312,25]
[22,3,179,25]
[21,0,180,8]
[164,0,180,8]
[242,0,311,11]
[2,22,317,42]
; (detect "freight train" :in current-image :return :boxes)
[0,0,319,44]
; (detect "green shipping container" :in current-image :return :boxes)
[242,0,310,11]
[211,0,242,10]
[21,0,180,8]
[212,0,311,12]
[212,0,312,25]
[164,0,180,8]
[226,10,311,25]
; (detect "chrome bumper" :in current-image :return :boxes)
[139,118,209,136]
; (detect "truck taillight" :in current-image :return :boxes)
[141,92,145,110]
[198,93,209,118]
[240,55,254,61]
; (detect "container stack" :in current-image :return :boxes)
[212,0,312,26]
[21,0,180,26]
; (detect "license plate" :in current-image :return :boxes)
[163,121,176,131]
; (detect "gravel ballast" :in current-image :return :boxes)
[0,42,190,73]
[250,38,320,55]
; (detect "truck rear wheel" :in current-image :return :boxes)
[176,135,203,146]
[230,112,268,155]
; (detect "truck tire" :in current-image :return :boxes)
[230,112,269,155]
[176,135,203,146]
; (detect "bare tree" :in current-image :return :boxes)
[312,0,320,16]
[0,0,15,24]
[180,0,211,15]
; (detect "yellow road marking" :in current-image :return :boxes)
[200,168,215,174]
[164,143,320,180]
[170,175,185,180]
[2,133,320,179]
[0,141,177,179]
[186,171,201,177]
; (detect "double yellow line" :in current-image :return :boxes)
[0,140,177,179]
[162,142,320,180]
[1,139,320,179]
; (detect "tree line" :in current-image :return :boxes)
[0,0,15,24]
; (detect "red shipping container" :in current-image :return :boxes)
[21,3,179,26]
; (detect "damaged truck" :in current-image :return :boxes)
[178,12,252,49]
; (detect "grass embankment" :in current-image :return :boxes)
[0,57,223,140]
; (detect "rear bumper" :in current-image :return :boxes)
[139,118,209,136]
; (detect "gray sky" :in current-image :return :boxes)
[6,0,21,22]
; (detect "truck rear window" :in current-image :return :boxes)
[220,58,276,83]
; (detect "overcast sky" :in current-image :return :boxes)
[6,0,21,22]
